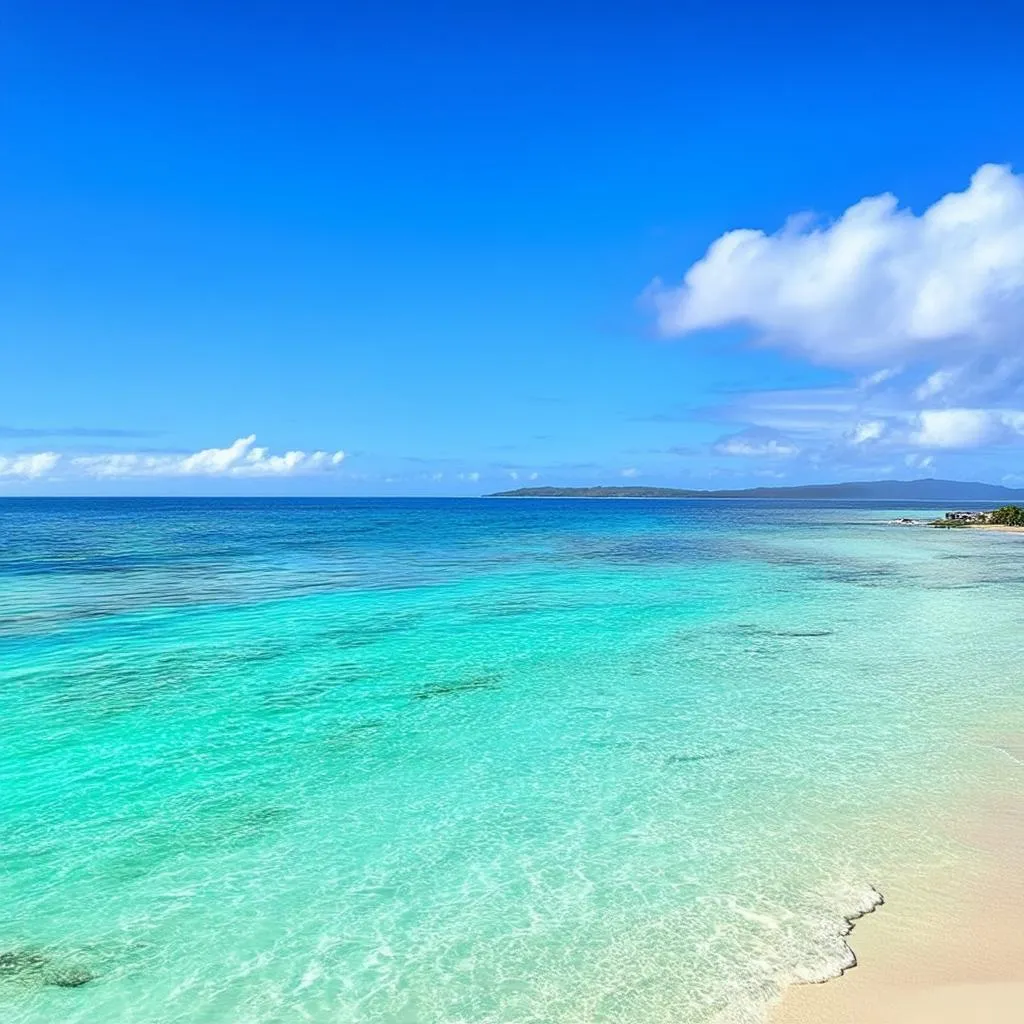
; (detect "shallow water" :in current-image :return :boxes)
[2,498,1022,1023]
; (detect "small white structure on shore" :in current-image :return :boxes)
[945,510,991,523]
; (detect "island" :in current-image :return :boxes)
[488,479,1024,501]
[490,486,708,498]
[933,505,1024,528]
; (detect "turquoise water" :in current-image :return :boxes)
[2,498,1023,1023]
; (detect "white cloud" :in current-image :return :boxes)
[0,452,61,478]
[0,436,346,482]
[528,471,539,481]
[905,453,935,470]
[621,467,640,477]
[709,381,1024,459]
[910,408,1024,449]
[848,420,886,445]
[70,435,346,478]
[911,409,994,448]
[715,387,863,437]
[651,163,1024,368]
[914,368,957,401]
[712,433,800,457]
[859,367,901,389]
[458,471,481,482]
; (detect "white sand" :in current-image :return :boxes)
[773,784,1024,1024]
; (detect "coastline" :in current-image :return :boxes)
[772,748,1024,1024]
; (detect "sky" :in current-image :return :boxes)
[4,0,1024,495]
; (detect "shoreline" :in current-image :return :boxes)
[771,749,1024,1024]
[928,524,1024,532]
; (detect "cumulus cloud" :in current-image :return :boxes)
[651,163,1024,368]
[0,452,61,478]
[910,408,1024,449]
[647,164,1024,463]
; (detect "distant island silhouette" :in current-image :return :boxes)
[488,479,1024,501]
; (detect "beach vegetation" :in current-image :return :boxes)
[989,504,1024,526]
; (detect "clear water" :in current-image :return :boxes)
[2,498,1022,1023]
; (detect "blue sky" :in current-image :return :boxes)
[4,1,1024,494]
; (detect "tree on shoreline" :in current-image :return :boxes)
[989,505,1024,526]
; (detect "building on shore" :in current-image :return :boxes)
[945,510,992,523]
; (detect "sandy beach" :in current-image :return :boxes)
[773,748,1024,1024]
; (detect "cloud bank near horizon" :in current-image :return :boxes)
[0,436,346,482]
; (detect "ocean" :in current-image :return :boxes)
[2,497,1022,1023]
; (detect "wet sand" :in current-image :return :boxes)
[772,756,1024,1024]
